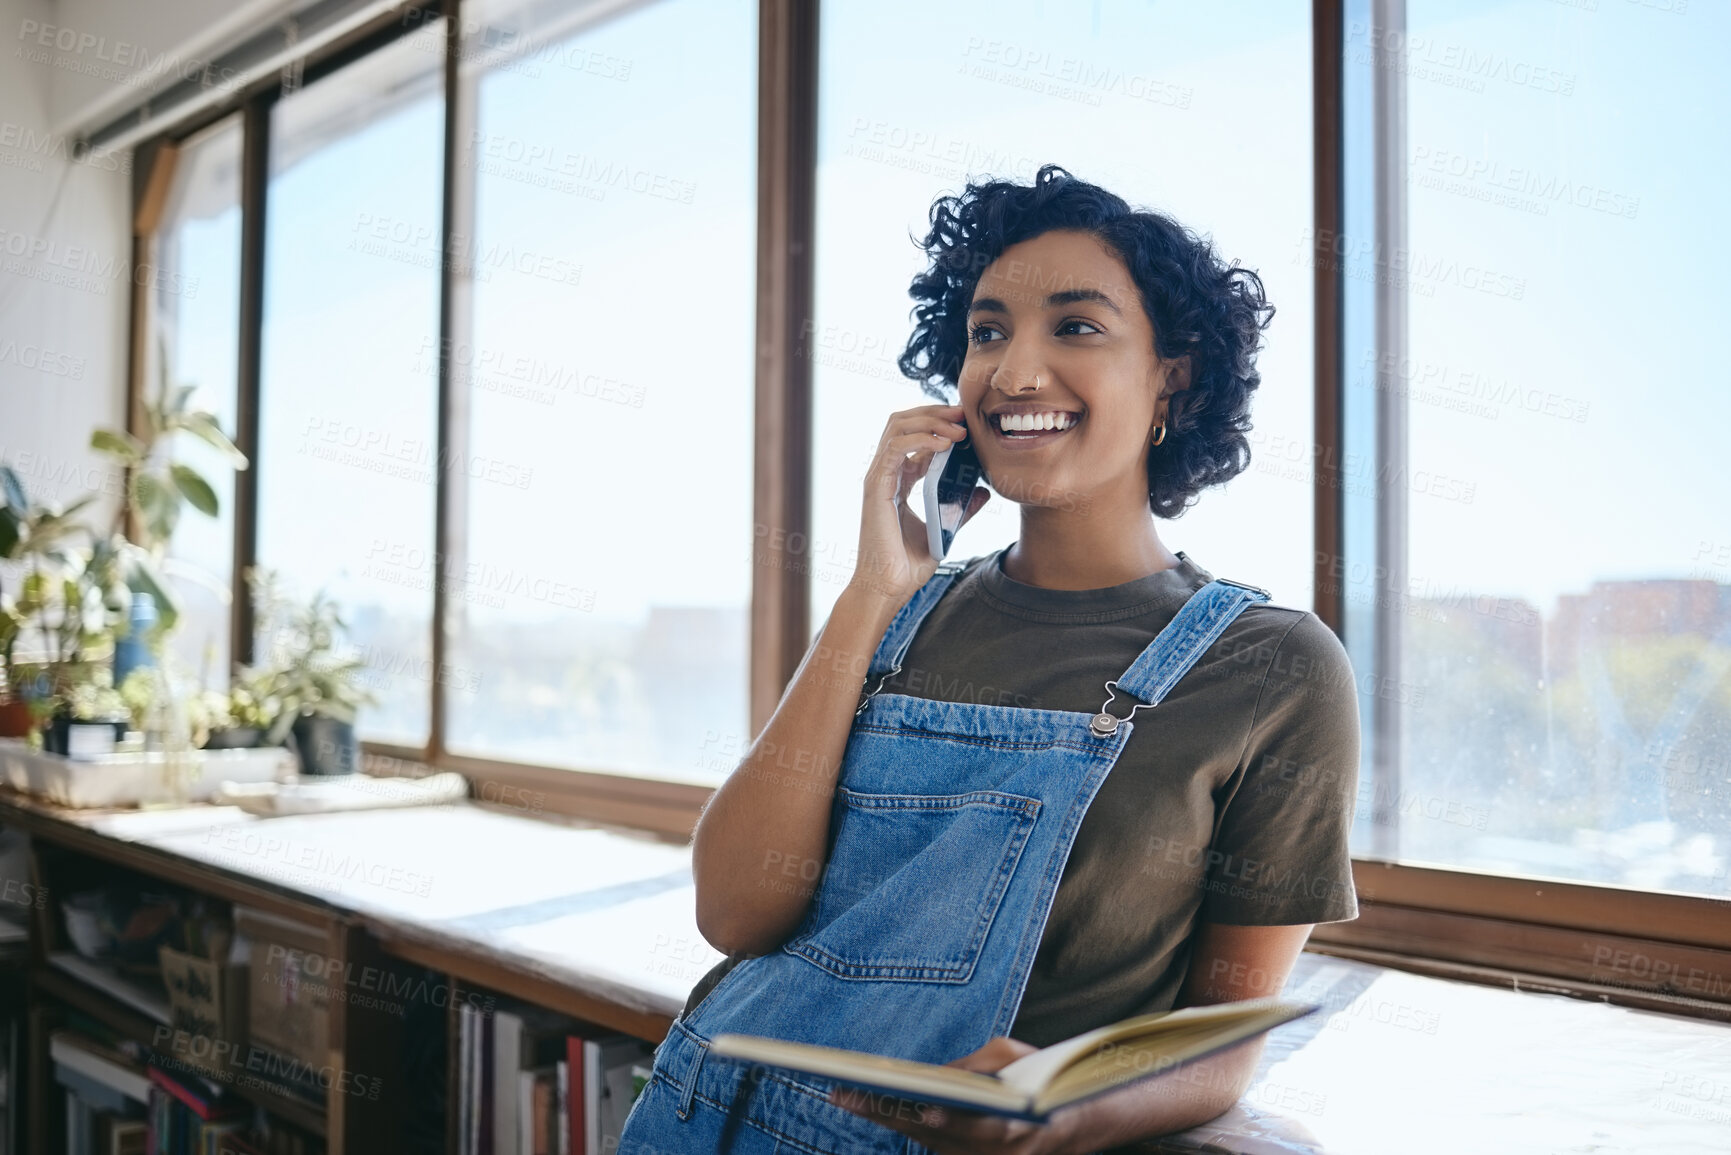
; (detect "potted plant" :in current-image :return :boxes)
[44,667,131,758]
[88,336,250,641]
[0,464,95,737]
[190,671,280,750]
[247,568,376,776]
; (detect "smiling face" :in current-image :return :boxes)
[957,228,1184,514]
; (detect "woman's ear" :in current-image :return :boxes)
[1156,354,1194,422]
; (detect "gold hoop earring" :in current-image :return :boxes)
[1149,423,1167,447]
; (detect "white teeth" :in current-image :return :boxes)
[997,411,1077,433]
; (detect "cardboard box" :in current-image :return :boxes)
[159,943,248,1077]
[235,907,330,1071]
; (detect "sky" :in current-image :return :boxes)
[155,0,1731,728]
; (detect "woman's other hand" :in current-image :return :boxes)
[849,403,991,613]
[829,1035,1081,1155]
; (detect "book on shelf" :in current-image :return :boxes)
[708,998,1318,1122]
[583,1035,654,1154]
[562,1038,582,1155]
[51,1031,151,1107]
[454,1002,653,1155]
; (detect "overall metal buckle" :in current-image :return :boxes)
[856,664,902,715]
[1089,678,1152,738]
[1213,576,1271,599]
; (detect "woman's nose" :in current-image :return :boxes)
[990,346,1046,394]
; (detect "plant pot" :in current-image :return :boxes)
[290,714,357,776]
[202,726,265,750]
[44,713,129,759]
[0,699,33,739]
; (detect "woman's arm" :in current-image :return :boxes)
[832,922,1316,1155]
[1043,922,1316,1152]
[692,403,979,958]
[691,583,902,957]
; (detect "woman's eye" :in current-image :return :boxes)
[968,324,1003,345]
[1057,319,1103,336]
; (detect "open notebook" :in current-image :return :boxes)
[708,997,1316,1122]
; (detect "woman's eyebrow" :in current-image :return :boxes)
[1046,287,1121,314]
[967,289,1121,315]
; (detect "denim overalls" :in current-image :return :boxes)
[619,559,1270,1154]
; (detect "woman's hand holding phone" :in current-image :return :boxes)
[848,404,990,614]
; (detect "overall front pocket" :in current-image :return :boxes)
[782,788,1042,983]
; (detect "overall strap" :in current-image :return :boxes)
[1088,578,1270,738]
[856,559,969,715]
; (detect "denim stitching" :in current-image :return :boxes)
[785,801,1038,981]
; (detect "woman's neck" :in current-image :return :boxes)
[1001,501,1182,590]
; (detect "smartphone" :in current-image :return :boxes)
[922,432,985,560]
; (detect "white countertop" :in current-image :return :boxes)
[20,798,1731,1153]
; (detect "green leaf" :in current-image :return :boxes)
[177,412,248,469]
[0,466,25,511]
[168,463,219,517]
[124,553,180,635]
[0,510,18,559]
[90,428,146,464]
[132,472,180,548]
[170,383,197,417]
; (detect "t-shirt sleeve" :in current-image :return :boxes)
[1199,611,1361,925]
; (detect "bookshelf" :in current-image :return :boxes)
[0,790,693,1155]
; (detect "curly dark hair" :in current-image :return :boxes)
[897,163,1275,519]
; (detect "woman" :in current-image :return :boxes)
[619,164,1360,1154]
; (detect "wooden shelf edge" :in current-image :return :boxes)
[0,794,336,928]
[370,929,674,1045]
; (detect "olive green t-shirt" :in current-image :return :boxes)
[682,547,1361,1049]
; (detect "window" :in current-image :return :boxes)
[811,0,1317,630]
[151,116,244,685]
[442,0,757,783]
[109,1,1731,1000]
[1342,0,1731,898]
[255,20,446,747]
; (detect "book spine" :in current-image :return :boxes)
[458,1004,472,1155]
[565,1037,584,1155]
[555,1060,568,1155]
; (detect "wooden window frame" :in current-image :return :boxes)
[122,0,1731,1021]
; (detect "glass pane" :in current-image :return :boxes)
[153,116,243,689]
[812,0,1315,628]
[443,0,756,782]
[1387,1,1731,896]
[256,22,445,746]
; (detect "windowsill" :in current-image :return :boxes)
[1141,950,1731,1154]
[8,791,1729,1153]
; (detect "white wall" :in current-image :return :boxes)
[42,0,293,135]
[0,0,130,526]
